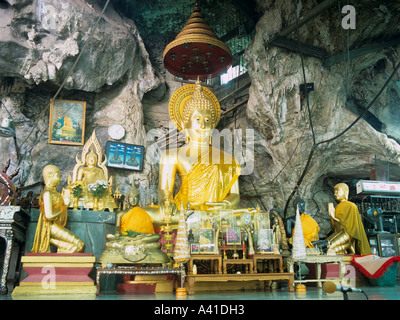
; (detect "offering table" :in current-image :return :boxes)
[286,255,345,287]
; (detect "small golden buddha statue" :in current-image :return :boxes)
[144,80,242,227]
[273,217,282,248]
[31,165,85,253]
[327,183,371,255]
[76,147,106,185]
[67,130,116,211]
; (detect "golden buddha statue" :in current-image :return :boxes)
[327,183,371,255]
[67,130,116,211]
[118,185,155,235]
[76,148,106,185]
[31,165,85,253]
[144,80,243,228]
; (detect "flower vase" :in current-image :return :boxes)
[93,197,99,211]
[73,197,79,210]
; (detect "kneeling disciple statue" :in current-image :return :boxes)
[31,165,85,253]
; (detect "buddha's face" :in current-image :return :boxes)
[334,185,348,201]
[184,109,214,142]
[128,192,139,207]
[86,153,97,166]
[47,169,60,187]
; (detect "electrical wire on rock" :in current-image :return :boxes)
[281,14,400,221]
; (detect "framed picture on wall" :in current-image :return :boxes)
[48,99,86,145]
[105,141,144,171]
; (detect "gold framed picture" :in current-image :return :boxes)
[48,99,86,145]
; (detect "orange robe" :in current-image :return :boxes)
[120,206,155,235]
[290,213,320,248]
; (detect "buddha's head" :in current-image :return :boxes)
[334,183,349,202]
[293,195,305,213]
[126,185,140,208]
[43,165,60,187]
[181,81,219,142]
[85,147,98,166]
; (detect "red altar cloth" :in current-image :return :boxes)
[352,254,400,279]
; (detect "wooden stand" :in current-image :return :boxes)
[95,266,182,295]
[223,259,254,274]
[286,255,345,287]
[186,273,295,295]
[251,254,283,273]
[188,254,222,274]
[0,206,29,295]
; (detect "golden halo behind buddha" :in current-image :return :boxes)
[169,82,220,132]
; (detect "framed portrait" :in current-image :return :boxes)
[48,99,86,145]
[105,141,144,171]
[224,227,241,245]
[191,243,199,254]
[255,229,274,253]
[199,228,215,253]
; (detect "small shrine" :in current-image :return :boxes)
[64,130,117,212]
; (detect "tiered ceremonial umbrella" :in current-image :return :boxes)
[292,205,307,292]
[163,2,232,80]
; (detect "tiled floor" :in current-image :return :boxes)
[3,283,400,300]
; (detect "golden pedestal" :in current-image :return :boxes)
[176,287,187,296]
[12,253,97,297]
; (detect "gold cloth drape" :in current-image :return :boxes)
[174,148,241,210]
[334,201,371,255]
[31,189,68,253]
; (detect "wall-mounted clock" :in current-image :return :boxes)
[108,124,125,140]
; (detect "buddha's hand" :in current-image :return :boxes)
[205,199,232,211]
[159,198,178,218]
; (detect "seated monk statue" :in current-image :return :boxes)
[289,197,320,248]
[327,183,371,255]
[117,185,155,235]
[144,80,245,228]
[31,165,85,253]
[98,185,168,265]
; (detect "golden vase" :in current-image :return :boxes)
[73,197,79,210]
[93,197,99,211]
